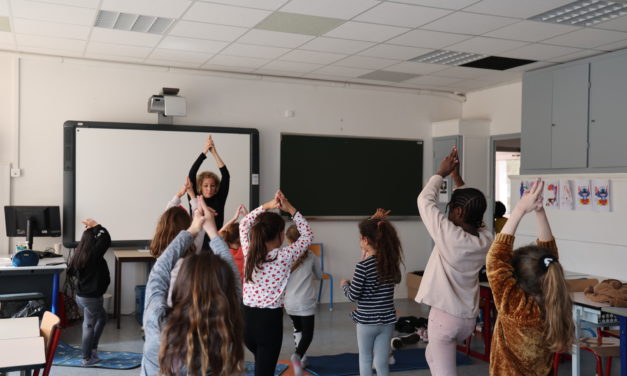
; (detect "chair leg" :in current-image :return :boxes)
[328,275,333,311]
[43,328,62,376]
[605,356,612,376]
[318,279,323,304]
[553,352,561,376]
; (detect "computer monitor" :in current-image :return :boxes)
[4,206,61,250]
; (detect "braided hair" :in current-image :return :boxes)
[447,188,487,230]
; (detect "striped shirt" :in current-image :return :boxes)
[343,256,396,325]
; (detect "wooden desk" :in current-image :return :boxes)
[571,292,619,376]
[113,250,153,329]
[602,306,627,376]
[0,258,66,315]
[0,317,46,375]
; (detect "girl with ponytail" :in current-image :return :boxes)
[416,146,493,375]
[239,190,313,376]
[341,208,404,376]
[487,178,573,375]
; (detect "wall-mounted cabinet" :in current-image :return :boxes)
[521,49,627,173]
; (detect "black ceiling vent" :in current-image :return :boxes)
[461,56,536,70]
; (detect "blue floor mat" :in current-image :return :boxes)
[305,348,472,376]
[53,342,142,369]
[53,342,288,374]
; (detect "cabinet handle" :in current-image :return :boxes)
[591,119,596,123]
[551,123,556,127]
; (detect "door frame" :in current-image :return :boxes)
[488,133,521,232]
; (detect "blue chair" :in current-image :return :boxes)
[309,243,333,311]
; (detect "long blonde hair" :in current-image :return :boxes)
[512,245,574,352]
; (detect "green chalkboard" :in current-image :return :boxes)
[280,134,423,217]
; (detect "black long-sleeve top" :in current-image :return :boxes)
[68,225,111,298]
[188,153,230,246]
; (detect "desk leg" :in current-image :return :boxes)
[619,315,626,376]
[114,258,121,329]
[51,273,59,315]
[572,306,581,376]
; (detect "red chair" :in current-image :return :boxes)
[33,311,62,376]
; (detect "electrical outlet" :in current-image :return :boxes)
[10,168,21,177]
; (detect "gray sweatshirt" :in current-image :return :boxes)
[283,251,322,316]
[140,230,241,376]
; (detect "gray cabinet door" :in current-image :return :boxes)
[589,53,627,168]
[521,69,552,170]
[551,63,589,169]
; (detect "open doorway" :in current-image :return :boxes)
[489,134,521,231]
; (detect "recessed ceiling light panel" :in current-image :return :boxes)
[95,10,173,34]
[410,50,485,66]
[530,0,627,26]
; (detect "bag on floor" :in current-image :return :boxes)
[395,316,427,333]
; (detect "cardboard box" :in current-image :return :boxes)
[406,272,423,300]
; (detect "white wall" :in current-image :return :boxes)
[462,82,522,136]
[0,52,462,313]
[462,81,627,280]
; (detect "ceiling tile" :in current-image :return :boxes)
[255,12,343,36]
[17,34,86,51]
[485,20,580,42]
[89,28,162,47]
[201,0,287,11]
[431,66,490,78]
[239,29,314,48]
[207,54,270,68]
[0,15,11,31]
[159,36,228,54]
[506,60,555,72]
[385,61,447,74]
[302,72,348,81]
[101,0,191,18]
[542,28,627,49]
[149,48,213,64]
[313,65,373,77]
[281,0,379,19]
[26,0,99,8]
[446,36,527,55]
[358,70,419,82]
[300,37,373,54]
[85,42,153,58]
[13,18,90,40]
[334,55,400,69]
[18,45,84,57]
[421,11,518,35]
[258,60,323,73]
[464,0,574,19]
[202,64,256,73]
[280,49,347,64]
[596,38,627,51]
[0,31,14,44]
[254,68,305,77]
[388,29,471,49]
[403,75,461,86]
[183,2,271,28]
[594,14,627,32]
[145,58,202,68]
[0,0,9,15]
[324,22,409,43]
[386,0,480,10]
[500,43,581,60]
[168,21,247,42]
[83,54,145,63]
[220,43,290,59]
[358,44,432,59]
[548,49,604,62]
[354,2,452,28]
[11,0,97,26]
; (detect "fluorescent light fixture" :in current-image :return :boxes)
[95,10,173,34]
[410,50,485,66]
[530,0,627,26]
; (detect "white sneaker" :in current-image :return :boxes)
[291,353,304,376]
[293,331,302,347]
[388,354,396,365]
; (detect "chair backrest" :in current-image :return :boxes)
[566,278,599,293]
[309,243,324,271]
[40,311,60,353]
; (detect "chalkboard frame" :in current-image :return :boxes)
[280,133,423,220]
[63,120,259,248]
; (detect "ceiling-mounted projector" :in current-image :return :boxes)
[148,88,186,123]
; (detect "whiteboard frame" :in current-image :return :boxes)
[63,120,259,248]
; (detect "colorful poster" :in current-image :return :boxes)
[574,180,592,211]
[543,179,559,209]
[592,179,611,212]
[559,179,574,211]
[520,180,533,197]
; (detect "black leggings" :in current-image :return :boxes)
[289,315,315,357]
[243,305,283,376]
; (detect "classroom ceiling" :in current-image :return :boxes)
[2,0,627,94]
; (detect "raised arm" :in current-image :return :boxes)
[500,178,544,236]
[239,195,280,257]
[206,135,225,168]
[220,204,247,233]
[277,191,313,264]
[82,219,111,258]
